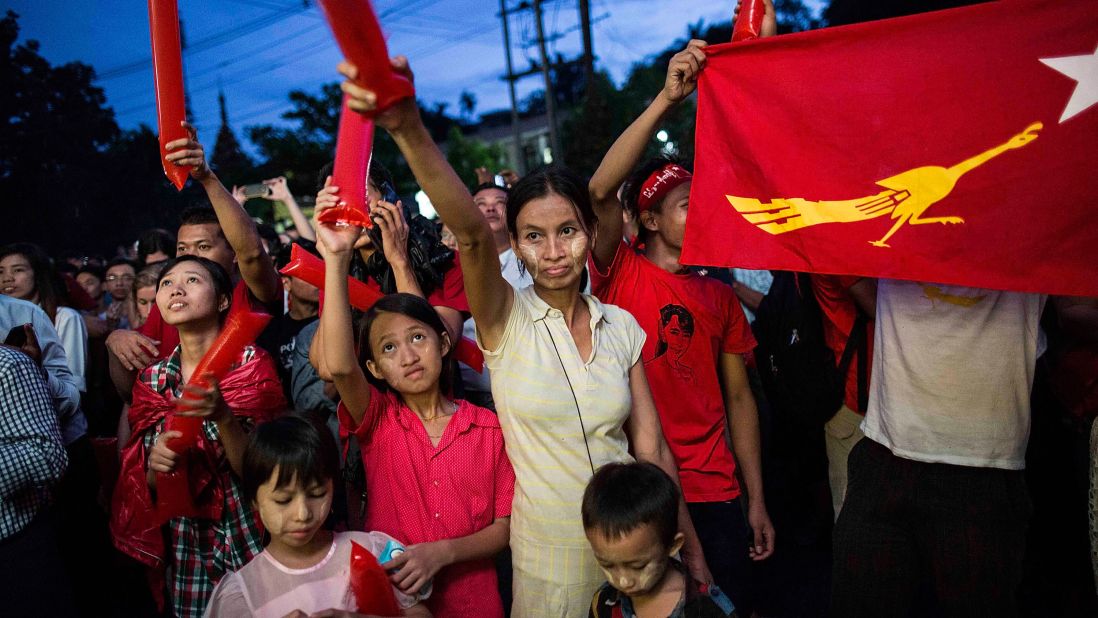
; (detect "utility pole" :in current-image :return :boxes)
[498,0,525,174]
[533,0,563,165]
[578,0,595,92]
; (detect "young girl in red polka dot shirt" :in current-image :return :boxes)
[313,202,515,618]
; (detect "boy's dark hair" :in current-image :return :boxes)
[582,462,680,548]
[242,416,340,503]
[155,255,234,319]
[620,156,682,242]
[507,165,598,239]
[136,228,177,266]
[179,206,224,235]
[357,292,455,395]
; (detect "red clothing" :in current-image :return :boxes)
[811,275,875,414]
[358,256,470,315]
[110,348,284,608]
[337,389,514,618]
[591,241,756,502]
[139,279,281,359]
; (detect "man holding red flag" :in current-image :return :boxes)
[587,6,778,610]
[687,0,1098,613]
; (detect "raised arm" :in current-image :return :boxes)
[338,58,513,350]
[588,40,707,270]
[165,122,281,305]
[263,176,316,242]
[312,208,373,425]
[623,360,712,585]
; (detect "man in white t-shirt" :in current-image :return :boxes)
[832,279,1052,617]
[458,182,532,407]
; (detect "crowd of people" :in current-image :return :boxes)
[2,6,1097,617]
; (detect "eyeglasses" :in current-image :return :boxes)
[105,275,135,282]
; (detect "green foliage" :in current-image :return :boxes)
[444,126,506,189]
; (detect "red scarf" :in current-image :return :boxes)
[110,348,285,569]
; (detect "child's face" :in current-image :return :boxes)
[585,523,684,597]
[366,312,450,395]
[254,468,333,550]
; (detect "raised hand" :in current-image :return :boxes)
[164,121,212,181]
[371,200,410,267]
[338,57,418,133]
[313,177,365,257]
[263,176,294,202]
[662,39,708,104]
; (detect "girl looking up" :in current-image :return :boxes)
[314,197,515,617]
[110,255,285,617]
[336,56,709,616]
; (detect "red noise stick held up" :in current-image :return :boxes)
[154,310,271,523]
[350,541,402,616]
[732,0,766,42]
[317,0,415,227]
[318,100,376,228]
[147,0,190,190]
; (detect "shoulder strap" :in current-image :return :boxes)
[836,313,870,412]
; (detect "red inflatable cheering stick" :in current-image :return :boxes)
[320,101,376,228]
[279,244,384,310]
[349,541,402,616]
[147,0,190,190]
[317,0,415,227]
[279,245,485,372]
[732,0,765,42]
[155,310,272,522]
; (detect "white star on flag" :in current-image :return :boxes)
[1040,45,1098,123]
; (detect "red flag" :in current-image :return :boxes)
[147,0,190,190]
[683,0,1098,296]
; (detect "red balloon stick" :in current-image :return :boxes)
[317,99,376,228]
[732,0,766,42]
[147,0,190,190]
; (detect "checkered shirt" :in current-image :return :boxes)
[139,345,262,617]
[0,346,67,540]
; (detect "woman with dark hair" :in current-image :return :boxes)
[136,228,176,267]
[0,242,88,392]
[337,56,709,615]
[110,255,285,617]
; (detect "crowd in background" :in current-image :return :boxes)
[2,6,1097,618]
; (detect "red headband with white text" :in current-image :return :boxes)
[637,163,692,213]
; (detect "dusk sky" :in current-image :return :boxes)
[6,0,823,144]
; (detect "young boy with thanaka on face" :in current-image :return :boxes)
[582,463,738,618]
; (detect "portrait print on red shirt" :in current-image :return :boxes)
[646,304,698,387]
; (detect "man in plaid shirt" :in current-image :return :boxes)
[0,343,75,615]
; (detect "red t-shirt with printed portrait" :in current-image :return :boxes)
[591,241,756,502]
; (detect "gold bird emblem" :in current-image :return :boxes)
[726,122,1042,247]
